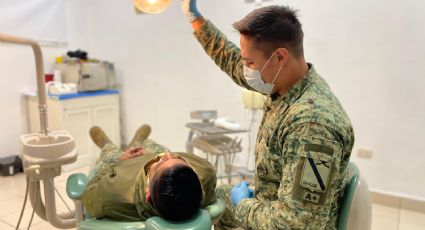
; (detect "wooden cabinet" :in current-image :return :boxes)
[26,93,120,171]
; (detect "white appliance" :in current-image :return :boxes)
[56,62,117,92]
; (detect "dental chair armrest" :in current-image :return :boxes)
[66,173,89,200]
[205,199,226,223]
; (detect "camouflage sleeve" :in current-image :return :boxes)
[235,123,345,229]
[193,20,255,90]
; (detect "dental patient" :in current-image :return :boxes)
[81,125,217,222]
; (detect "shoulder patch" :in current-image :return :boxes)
[292,139,340,211]
[300,157,331,193]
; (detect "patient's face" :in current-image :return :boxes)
[148,153,188,183]
[145,153,195,205]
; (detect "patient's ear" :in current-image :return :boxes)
[145,188,152,204]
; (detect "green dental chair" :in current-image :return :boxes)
[66,172,225,230]
[67,162,370,230]
[337,162,372,230]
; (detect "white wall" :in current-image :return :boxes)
[2,0,424,199]
[0,0,89,158]
[82,0,254,152]
[0,0,68,43]
[294,0,425,198]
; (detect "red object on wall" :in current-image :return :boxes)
[45,74,54,83]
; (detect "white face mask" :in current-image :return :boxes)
[243,52,282,95]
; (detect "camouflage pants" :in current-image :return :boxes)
[215,184,244,230]
[94,139,170,173]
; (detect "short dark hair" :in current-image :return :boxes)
[233,5,304,57]
[150,165,202,221]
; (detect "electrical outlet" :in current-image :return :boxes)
[357,147,373,159]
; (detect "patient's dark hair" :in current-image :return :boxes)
[150,165,202,221]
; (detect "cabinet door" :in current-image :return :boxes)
[62,107,94,171]
[92,105,120,148]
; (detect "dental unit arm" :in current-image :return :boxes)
[0,33,48,136]
[0,33,79,229]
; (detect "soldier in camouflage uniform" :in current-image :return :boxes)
[181,1,354,229]
[82,125,217,221]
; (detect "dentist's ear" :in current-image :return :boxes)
[276,48,289,65]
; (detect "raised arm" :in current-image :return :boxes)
[181,0,254,90]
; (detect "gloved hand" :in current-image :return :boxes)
[181,0,202,22]
[231,181,254,206]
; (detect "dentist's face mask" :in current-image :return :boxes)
[243,52,282,95]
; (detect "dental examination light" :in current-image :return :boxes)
[133,0,172,14]
[0,33,78,229]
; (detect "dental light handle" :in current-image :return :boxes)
[0,33,49,136]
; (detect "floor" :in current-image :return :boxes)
[1,167,425,230]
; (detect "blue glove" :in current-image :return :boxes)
[181,0,202,22]
[231,181,254,206]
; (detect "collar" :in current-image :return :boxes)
[264,63,316,112]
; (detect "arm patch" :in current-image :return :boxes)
[293,143,336,208]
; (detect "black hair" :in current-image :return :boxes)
[233,5,304,57]
[150,165,202,221]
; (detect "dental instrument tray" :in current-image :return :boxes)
[192,135,242,155]
[186,122,247,135]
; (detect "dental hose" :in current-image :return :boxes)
[27,183,39,230]
[16,176,39,230]
[15,176,30,230]
[27,181,38,230]
[28,208,36,230]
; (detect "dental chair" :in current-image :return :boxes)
[66,171,226,230]
[337,162,372,230]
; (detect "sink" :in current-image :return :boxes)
[21,131,76,160]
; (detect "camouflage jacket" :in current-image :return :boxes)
[194,21,354,229]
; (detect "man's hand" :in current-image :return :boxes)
[181,0,202,22]
[231,181,254,206]
[120,147,145,160]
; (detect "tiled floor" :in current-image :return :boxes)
[0,166,89,230]
[1,167,425,230]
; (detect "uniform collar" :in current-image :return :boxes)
[135,166,159,217]
[264,63,316,111]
